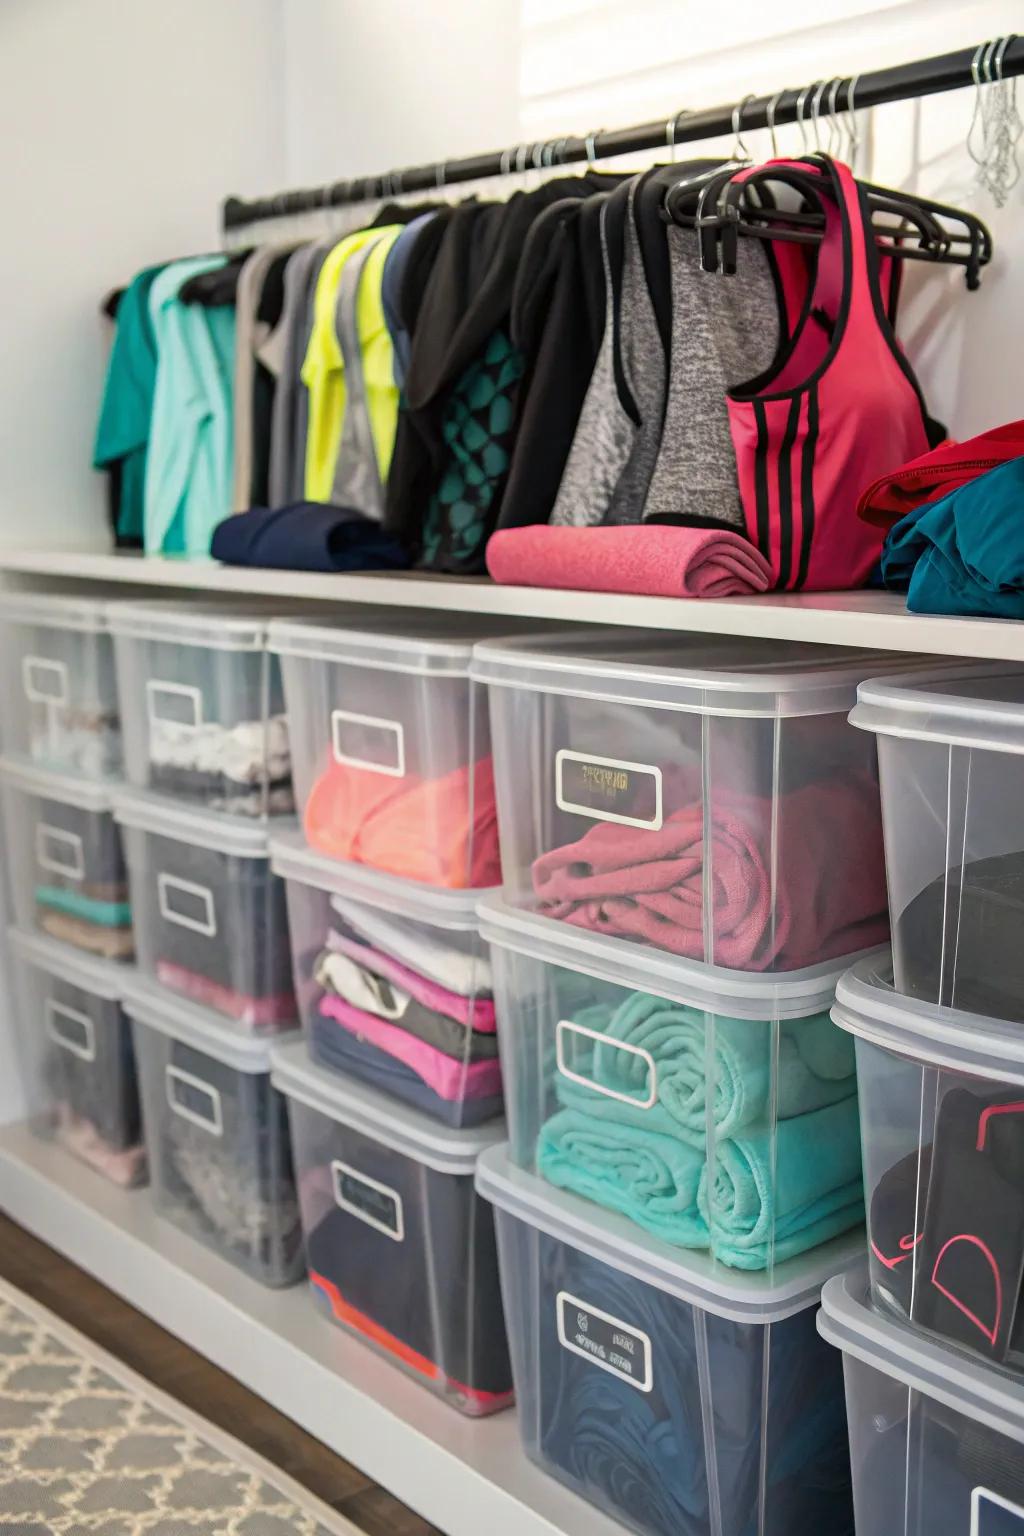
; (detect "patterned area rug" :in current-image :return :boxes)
[0,1276,361,1534]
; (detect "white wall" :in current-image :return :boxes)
[0,0,287,556]
[280,0,521,188]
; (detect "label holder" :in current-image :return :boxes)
[165,1065,223,1136]
[330,709,406,778]
[556,1290,653,1393]
[35,823,85,882]
[22,655,69,708]
[555,749,663,831]
[157,873,217,938]
[45,999,96,1062]
[972,1487,1024,1534]
[556,1018,658,1110]
[147,679,204,732]
[331,1159,405,1241]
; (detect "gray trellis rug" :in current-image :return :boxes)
[0,1276,362,1535]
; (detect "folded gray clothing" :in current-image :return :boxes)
[314,948,499,1062]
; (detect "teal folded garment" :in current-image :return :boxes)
[35,886,132,928]
[538,1107,708,1249]
[570,992,856,1146]
[698,1095,864,1270]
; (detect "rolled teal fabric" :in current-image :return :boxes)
[698,1095,864,1270]
[538,1107,707,1249]
[35,886,132,928]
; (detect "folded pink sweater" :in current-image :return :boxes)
[532,773,889,970]
[486,524,773,598]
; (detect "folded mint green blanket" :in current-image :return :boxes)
[569,992,854,1146]
[538,1107,708,1249]
[698,1094,864,1270]
[35,886,132,927]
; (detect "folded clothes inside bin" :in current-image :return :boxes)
[480,1145,859,1536]
[273,1042,512,1415]
[273,832,501,1130]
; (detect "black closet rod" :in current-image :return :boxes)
[223,36,1024,232]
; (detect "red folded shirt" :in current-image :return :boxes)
[857,420,1024,529]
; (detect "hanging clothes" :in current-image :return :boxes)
[327,229,402,517]
[301,225,402,503]
[93,263,165,547]
[232,243,295,512]
[145,257,235,557]
[726,157,939,591]
[267,239,335,508]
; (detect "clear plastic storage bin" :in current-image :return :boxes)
[478,1145,859,1536]
[833,955,1024,1382]
[9,927,144,1187]
[0,757,133,960]
[269,614,515,890]
[271,831,501,1128]
[109,602,293,818]
[0,592,120,777]
[481,896,868,1274]
[473,632,907,973]
[852,664,1024,1024]
[125,977,303,1285]
[272,1040,511,1415]
[819,1266,1024,1536]
[114,789,295,1032]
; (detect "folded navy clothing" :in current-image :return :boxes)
[211,503,411,572]
[309,1011,504,1130]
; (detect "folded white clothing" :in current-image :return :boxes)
[149,712,291,785]
[328,893,491,997]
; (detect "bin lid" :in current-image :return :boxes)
[123,974,297,1072]
[851,663,1024,754]
[471,630,915,718]
[270,1039,504,1175]
[476,1143,862,1323]
[479,896,872,1020]
[8,926,126,1002]
[818,1266,1024,1448]
[112,786,285,858]
[0,755,115,813]
[270,830,494,931]
[0,591,110,633]
[268,613,549,677]
[832,954,1024,1084]
[106,599,297,652]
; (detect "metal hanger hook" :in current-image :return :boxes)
[731,94,757,161]
[795,82,816,150]
[666,108,692,163]
[811,78,832,151]
[844,75,861,170]
[765,89,788,158]
[584,128,605,166]
[827,78,844,156]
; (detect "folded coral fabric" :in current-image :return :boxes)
[577,992,857,1145]
[698,1096,864,1270]
[211,502,410,572]
[531,775,888,970]
[305,755,501,889]
[486,523,774,598]
[323,932,496,1031]
[857,419,1024,529]
[318,994,503,1102]
[538,1107,709,1249]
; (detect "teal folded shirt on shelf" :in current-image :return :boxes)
[35,886,132,927]
[535,990,864,1268]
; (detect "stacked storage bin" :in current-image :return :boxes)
[267,614,520,1412]
[0,594,145,1189]
[469,630,918,1536]
[106,602,302,1283]
[818,664,1024,1532]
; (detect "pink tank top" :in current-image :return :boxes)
[727,157,932,591]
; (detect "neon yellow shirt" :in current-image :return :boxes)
[301,225,401,502]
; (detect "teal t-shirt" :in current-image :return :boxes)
[92,264,164,544]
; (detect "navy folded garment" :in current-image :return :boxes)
[211,503,411,572]
[309,1010,504,1130]
[532,1232,852,1536]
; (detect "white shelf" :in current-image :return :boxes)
[0,1124,625,1536]
[0,546,1021,659]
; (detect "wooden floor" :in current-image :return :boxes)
[0,1210,442,1536]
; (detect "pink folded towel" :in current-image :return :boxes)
[486,524,774,598]
[532,774,889,971]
